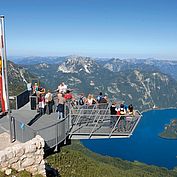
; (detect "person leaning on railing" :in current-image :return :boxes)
[117,103,127,132]
[110,102,118,127]
[127,104,135,116]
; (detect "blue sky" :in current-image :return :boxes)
[1,0,177,59]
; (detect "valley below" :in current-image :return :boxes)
[4,55,177,176]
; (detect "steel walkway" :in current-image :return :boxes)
[69,104,142,139]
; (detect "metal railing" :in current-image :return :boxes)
[10,103,71,150]
[8,97,142,149]
[36,115,70,150]
[69,103,142,138]
[11,116,36,143]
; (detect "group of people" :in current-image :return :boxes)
[110,102,135,130]
[33,82,135,129]
[33,83,54,116]
[56,83,73,119]
[77,92,108,107]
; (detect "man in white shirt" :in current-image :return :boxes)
[58,82,67,94]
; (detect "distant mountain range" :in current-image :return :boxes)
[10,56,66,65]
[11,55,177,111]
[102,58,177,81]
[11,55,177,81]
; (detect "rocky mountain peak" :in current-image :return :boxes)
[58,55,98,74]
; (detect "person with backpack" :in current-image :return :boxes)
[96,92,103,103]
[78,93,85,106]
[110,102,118,127]
[117,103,127,132]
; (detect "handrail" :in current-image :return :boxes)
[36,116,68,131]
[89,103,110,138]
[109,116,122,138]
[86,104,98,125]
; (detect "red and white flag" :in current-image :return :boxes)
[0,18,8,112]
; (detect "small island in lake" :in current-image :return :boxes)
[160,119,177,139]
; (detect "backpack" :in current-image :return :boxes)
[97,95,102,103]
[79,96,84,105]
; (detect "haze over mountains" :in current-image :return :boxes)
[9,55,177,111]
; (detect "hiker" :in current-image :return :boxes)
[33,82,39,95]
[110,102,118,127]
[117,103,127,132]
[57,92,66,119]
[64,90,73,101]
[38,94,45,115]
[45,90,53,114]
[128,104,134,116]
[78,93,86,106]
[96,92,103,103]
[86,94,97,107]
[58,82,67,94]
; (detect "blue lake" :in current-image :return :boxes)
[82,109,177,169]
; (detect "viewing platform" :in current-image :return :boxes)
[0,90,142,150]
[69,104,141,139]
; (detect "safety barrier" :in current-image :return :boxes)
[11,116,36,143]
[7,94,142,148]
[16,90,30,109]
[10,103,71,150]
[9,90,30,110]
[36,115,70,150]
[69,103,142,139]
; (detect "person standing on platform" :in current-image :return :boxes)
[45,90,53,114]
[33,82,39,95]
[57,92,66,119]
[58,82,67,94]
[38,94,45,115]
[110,102,118,127]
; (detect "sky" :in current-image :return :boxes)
[0,0,177,59]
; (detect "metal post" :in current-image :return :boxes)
[15,96,18,110]
[69,103,72,129]
[0,16,14,142]
[54,124,58,152]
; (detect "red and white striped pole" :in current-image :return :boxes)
[0,15,13,142]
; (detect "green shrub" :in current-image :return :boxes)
[34,174,44,177]
[0,171,5,177]
[16,170,32,177]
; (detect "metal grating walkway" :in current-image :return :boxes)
[69,103,142,139]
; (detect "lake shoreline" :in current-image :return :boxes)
[159,134,177,140]
[82,108,177,169]
[141,106,177,114]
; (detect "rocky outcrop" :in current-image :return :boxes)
[0,135,46,176]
